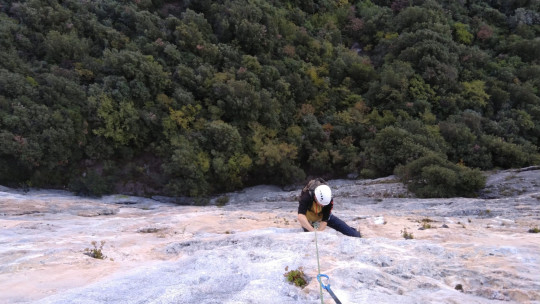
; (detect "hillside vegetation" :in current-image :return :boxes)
[0,0,539,197]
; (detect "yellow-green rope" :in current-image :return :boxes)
[314,222,324,304]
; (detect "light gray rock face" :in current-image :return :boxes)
[1,168,539,304]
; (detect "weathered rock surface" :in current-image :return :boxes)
[0,168,539,303]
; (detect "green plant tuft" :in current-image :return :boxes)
[284,267,307,288]
[216,195,230,207]
[84,240,107,259]
[528,227,539,233]
[401,228,414,239]
[420,218,433,229]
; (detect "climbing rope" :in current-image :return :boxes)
[313,222,324,304]
[317,274,343,304]
[313,222,343,304]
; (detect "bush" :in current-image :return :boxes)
[456,167,488,197]
[482,135,529,168]
[84,241,107,259]
[68,170,112,197]
[401,228,414,239]
[415,165,458,197]
[366,126,430,176]
[284,267,307,288]
[163,136,211,196]
[216,195,229,207]
[395,153,486,198]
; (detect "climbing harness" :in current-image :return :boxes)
[313,222,343,304]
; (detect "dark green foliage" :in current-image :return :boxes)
[481,135,535,168]
[365,122,448,176]
[216,195,229,207]
[395,153,486,198]
[162,136,210,197]
[439,116,493,169]
[366,126,428,176]
[69,170,112,197]
[0,0,538,198]
[284,267,308,288]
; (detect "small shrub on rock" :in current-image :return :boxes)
[401,228,414,239]
[84,241,107,259]
[284,267,308,288]
[216,195,229,207]
[69,170,112,197]
[395,153,486,198]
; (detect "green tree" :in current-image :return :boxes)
[91,93,141,147]
[366,126,429,176]
[365,60,415,111]
[44,30,90,63]
[439,119,492,169]
[1,0,540,197]
[163,136,210,196]
[395,153,486,198]
[250,122,305,184]
[459,80,490,111]
[481,135,532,168]
[453,22,473,45]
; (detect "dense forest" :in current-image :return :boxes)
[0,0,539,198]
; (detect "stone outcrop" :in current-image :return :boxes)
[1,168,539,303]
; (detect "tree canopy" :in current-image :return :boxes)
[0,0,539,197]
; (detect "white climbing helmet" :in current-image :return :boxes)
[314,185,332,206]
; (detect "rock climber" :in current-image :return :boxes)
[297,178,361,237]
